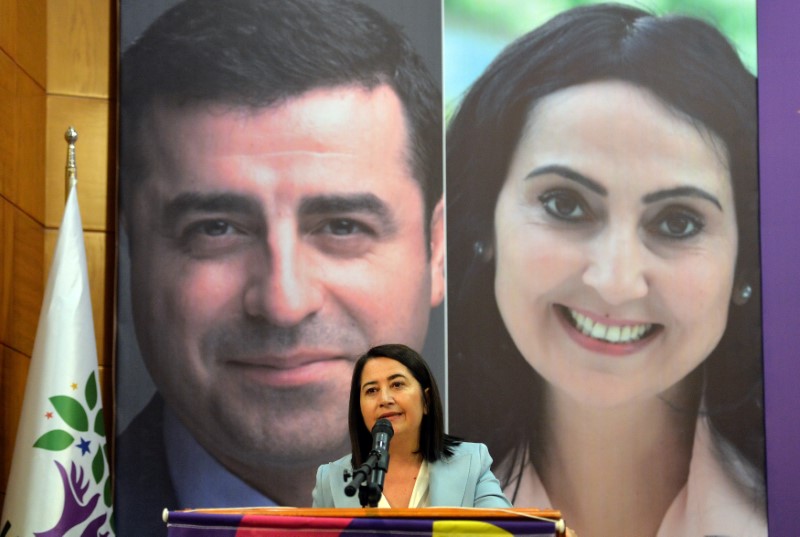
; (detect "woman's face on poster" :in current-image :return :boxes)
[493,80,739,407]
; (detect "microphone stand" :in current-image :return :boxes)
[344,447,390,507]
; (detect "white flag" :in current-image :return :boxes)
[2,186,114,536]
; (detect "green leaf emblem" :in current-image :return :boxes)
[50,395,89,432]
[86,371,98,410]
[92,448,105,483]
[33,429,74,451]
[94,407,105,436]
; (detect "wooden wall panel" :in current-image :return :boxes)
[0,0,17,59]
[13,67,47,223]
[1,65,47,224]
[14,0,47,88]
[85,232,113,367]
[47,0,113,98]
[45,96,113,230]
[0,199,10,341]
[0,51,15,200]
[0,344,31,499]
[0,199,44,356]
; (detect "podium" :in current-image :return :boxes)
[163,507,567,536]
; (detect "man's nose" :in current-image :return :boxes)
[243,227,324,326]
[582,226,649,306]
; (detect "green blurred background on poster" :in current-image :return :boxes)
[445,0,756,119]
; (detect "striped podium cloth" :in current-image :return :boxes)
[163,507,567,536]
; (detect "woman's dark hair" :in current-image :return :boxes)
[447,3,763,500]
[348,344,460,467]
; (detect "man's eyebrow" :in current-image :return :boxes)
[525,165,607,196]
[642,186,723,211]
[163,192,261,226]
[300,193,396,227]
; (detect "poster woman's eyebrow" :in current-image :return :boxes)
[525,164,607,196]
[162,192,262,226]
[643,186,723,211]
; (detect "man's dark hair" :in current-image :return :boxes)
[348,343,459,467]
[120,0,441,220]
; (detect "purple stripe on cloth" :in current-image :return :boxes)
[166,511,243,529]
[167,526,239,537]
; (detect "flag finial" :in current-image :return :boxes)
[65,126,78,195]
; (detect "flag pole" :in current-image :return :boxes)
[65,126,78,194]
[1,125,115,535]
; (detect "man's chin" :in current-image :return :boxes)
[214,429,350,468]
[201,389,351,458]
[208,414,350,461]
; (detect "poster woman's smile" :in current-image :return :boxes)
[555,304,663,355]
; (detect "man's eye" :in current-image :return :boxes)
[319,218,372,236]
[176,218,252,257]
[650,207,705,239]
[306,217,379,258]
[538,190,591,222]
[194,220,234,236]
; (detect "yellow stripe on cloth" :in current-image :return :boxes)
[433,520,513,535]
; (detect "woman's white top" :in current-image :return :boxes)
[378,459,430,508]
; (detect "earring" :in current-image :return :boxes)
[473,240,493,262]
[733,283,752,306]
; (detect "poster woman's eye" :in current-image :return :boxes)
[539,189,592,222]
[649,206,705,240]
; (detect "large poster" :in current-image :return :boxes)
[444,1,765,536]
[114,1,443,534]
[113,1,800,536]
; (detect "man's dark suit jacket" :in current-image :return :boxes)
[115,395,177,536]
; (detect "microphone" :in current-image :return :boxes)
[371,418,394,456]
[344,418,394,504]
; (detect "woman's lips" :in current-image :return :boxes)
[556,305,662,355]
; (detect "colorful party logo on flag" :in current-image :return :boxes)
[2,371,113,537]
[29,371,112,536]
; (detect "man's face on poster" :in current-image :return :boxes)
[125,84,445,470]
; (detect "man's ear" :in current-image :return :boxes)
[428,198,445,308]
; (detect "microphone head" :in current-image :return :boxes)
[372,418,394,438]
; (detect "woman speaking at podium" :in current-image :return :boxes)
[312,344,511,508]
